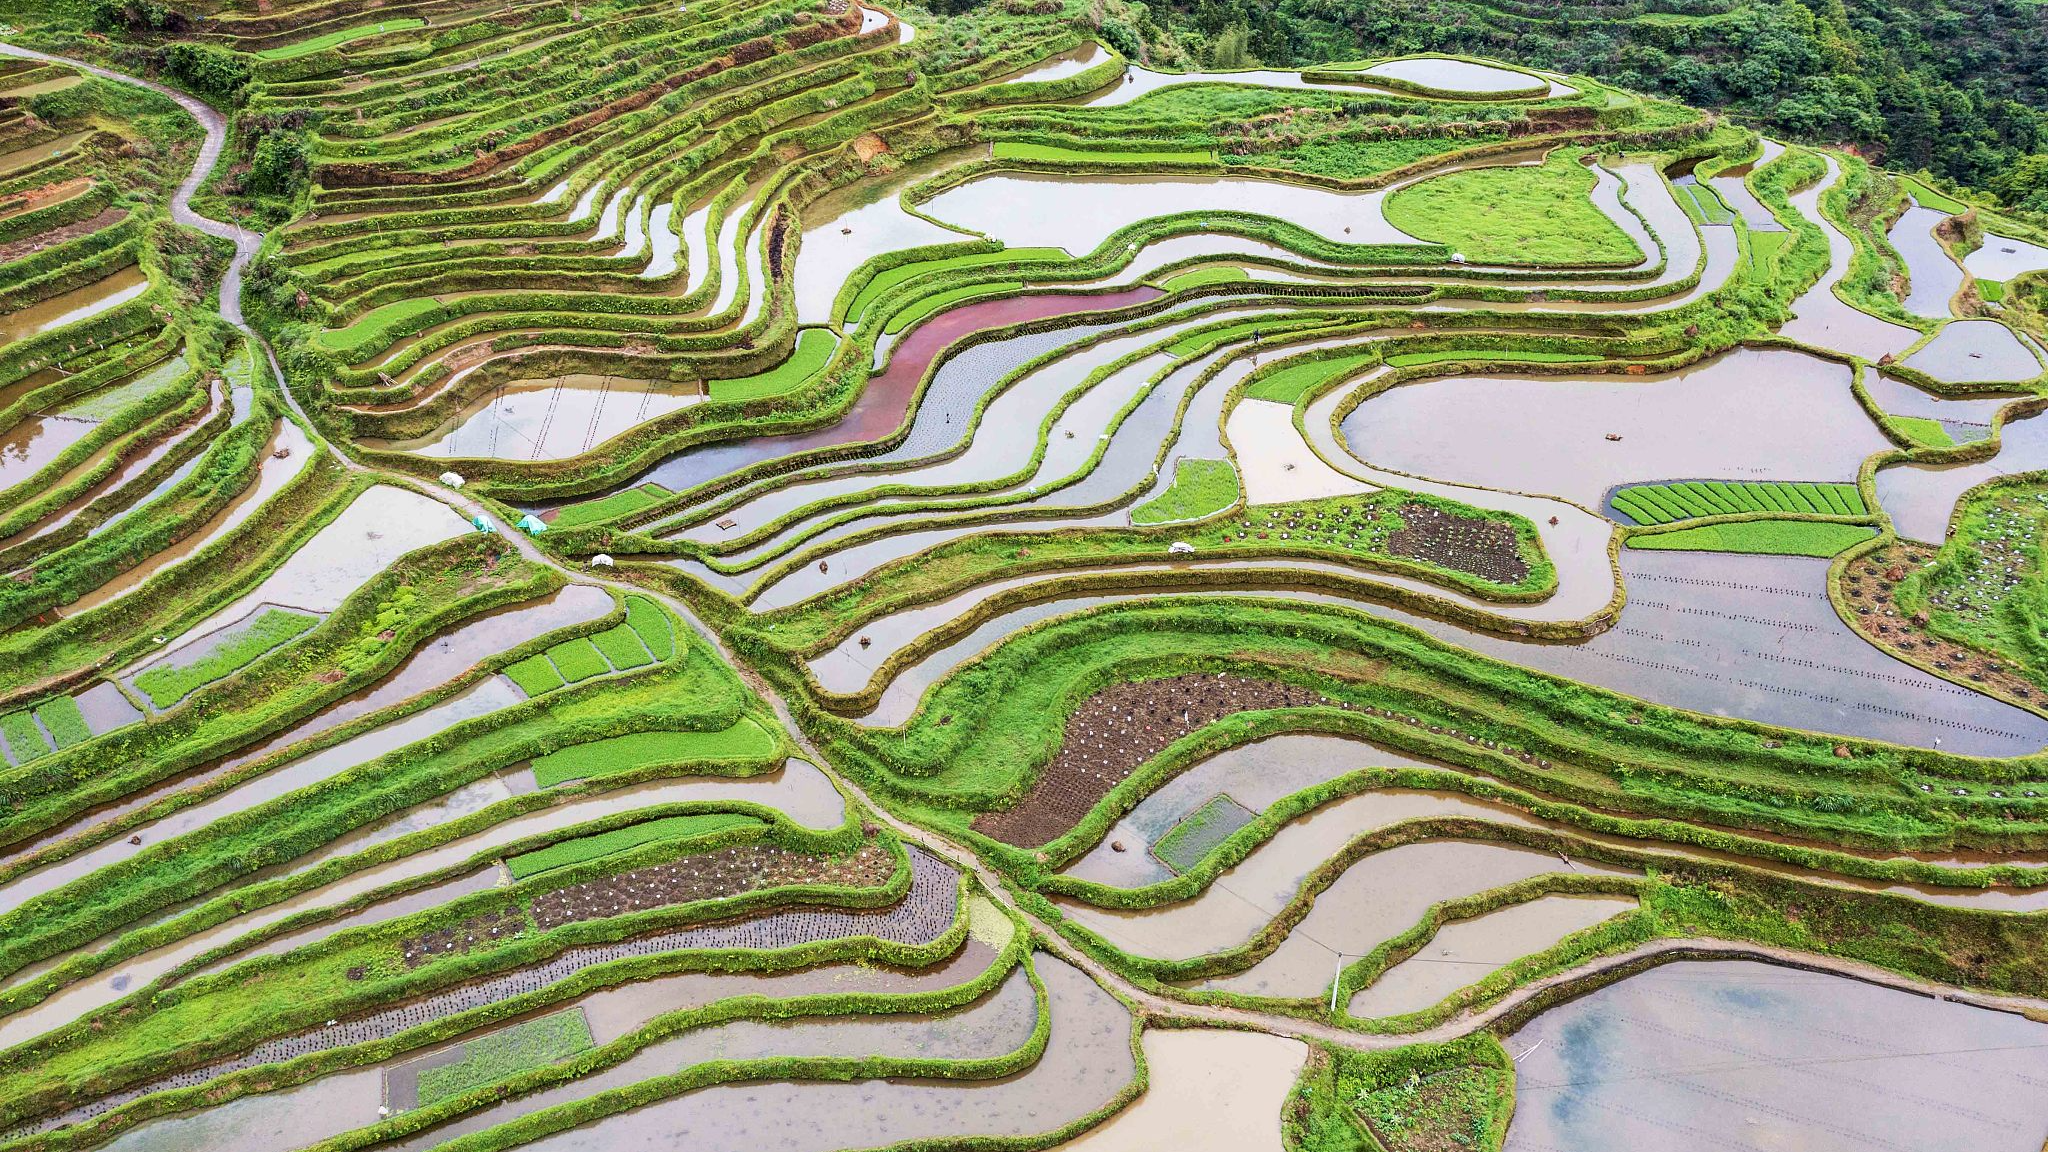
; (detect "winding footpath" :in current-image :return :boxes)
[6,40,2047,1106]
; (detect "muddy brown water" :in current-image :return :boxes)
[0,263,148,343]
[1901,319,2042,385]
[1504,959,2048,1152]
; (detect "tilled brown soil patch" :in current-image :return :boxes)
[971,674,1346,848]
[400,907,526,970]
[1387,502,1530,585]
[529,842,896,931]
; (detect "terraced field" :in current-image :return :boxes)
[0,2,2046,1149]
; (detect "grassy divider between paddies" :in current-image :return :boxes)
[0,828,942,1131]
[687,311,1604,599]
[786,597,2048,846]
[0,455,359,705]
[0,533,562,853]
[1030,810,2048,1032]
[0,701,800,1035]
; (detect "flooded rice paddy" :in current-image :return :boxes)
[1337,348,1891,508]
[1504,960,2048,1152]
[1901,320,2041,385]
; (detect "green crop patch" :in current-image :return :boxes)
[1152,793,1257,872]
[1157,266,1249,292]
[549,484,674,530]
[846,248,1063,321]
[314,298,442,360]
[1628,520,1876,556]
[1610,480,1866,525]
[256,19,426,60]
[133,608,319,708]
[1133,458,1240,524]
[505,813,762,879]
[992,142,1215,165]
[1675,178,1737,225]
[32,696,91,750]
[881,282,1024,335]
[708,330,838,402]
[413,1009,594,1106]
[590,623,653,670]
[1904,178,1970,215]
[530,717,780,787]
[1246,350,1379,403]
[624,595,674,660]
[0,710,49,762]
[1384,150,1643,265]
[505,654,567,697]
[1884,414,1949,446]
[549,637,610,682]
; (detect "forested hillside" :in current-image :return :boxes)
[1123,0,2048,206]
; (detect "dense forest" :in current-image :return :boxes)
[1095,0,2048,210]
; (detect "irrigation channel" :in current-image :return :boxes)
[8,34,2048,1152]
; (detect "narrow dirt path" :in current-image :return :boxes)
[10,40,2045,1075]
